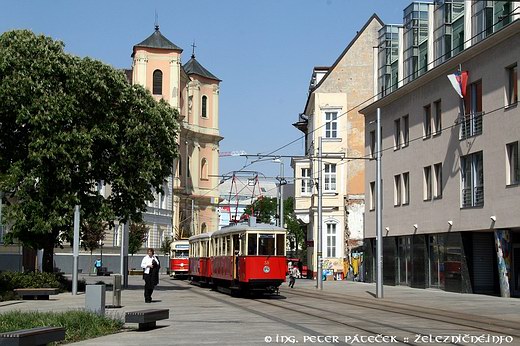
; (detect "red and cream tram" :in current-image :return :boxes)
[188,232,213,285]
[169,239,189,278]
[189,218,287,294]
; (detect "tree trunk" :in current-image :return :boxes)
[42,238,55,273]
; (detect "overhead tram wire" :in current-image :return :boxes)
[241,6,519,170]
[174,8,520,226]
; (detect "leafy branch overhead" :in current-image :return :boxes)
[0,30,179,271]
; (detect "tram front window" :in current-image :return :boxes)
[248,234,257,255]
[175,250,188,258]
[258,234,275,256]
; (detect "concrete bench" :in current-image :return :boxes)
[13,288,59,300]
[96,267,113,276]
[125,309,169,330]
[0,326,65,346]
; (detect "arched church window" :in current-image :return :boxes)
[153,69,163,95]
[201,158,208,180]
[201,95,208,118]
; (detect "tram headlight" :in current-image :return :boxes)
[263,266,271,274]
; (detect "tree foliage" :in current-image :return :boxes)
[159,236,173,257]
[81,220,106,253]
[243,197,277,224]
[0,30,179,271]
[128,222,149,256]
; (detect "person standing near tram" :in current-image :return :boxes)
[141,248,160,303]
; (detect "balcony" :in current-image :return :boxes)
[459,112,483,140]
[462,185,484,208]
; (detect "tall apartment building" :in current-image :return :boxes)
[292,15,382,278]
[362,1,520,297]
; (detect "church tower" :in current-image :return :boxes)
[131,26,222,241]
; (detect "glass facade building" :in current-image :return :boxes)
[403,2,430,83]
[378,24,401,96]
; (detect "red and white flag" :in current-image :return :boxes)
[447,71,468,98]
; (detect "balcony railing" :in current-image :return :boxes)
[462,185,484,208]
[460,112,483,140]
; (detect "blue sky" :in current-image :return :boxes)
[1,0,413,179]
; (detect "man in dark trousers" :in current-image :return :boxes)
[141,248,160,303]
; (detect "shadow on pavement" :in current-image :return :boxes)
[365,290,377,298]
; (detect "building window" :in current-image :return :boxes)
[506,142,519,185]
[153,69,163,95]
[461,80,483,139]
[370,181,375,211]
[369,130,376,158]
[423,166,432,201]
[433,163,443,198]
[433,100,442,135]
[201,95,208,118]
[201,223,207,233]
[201,158,208,180]
[402,115,409,147]
[423,104,432,139]
[187,157,191,178]
[325,112,338,138]
[326,223,337,258]
[402,172,410,205]
[178,157,182,177]
[506,64,518,106]
[301,168,311,194]
[394,174,401,206]
[324,163,337,192]
[461,151,484,207]
[394,118,401,150]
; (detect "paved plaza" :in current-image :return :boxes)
[1,275,519,345]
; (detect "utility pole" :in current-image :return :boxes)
[317,137,323,290]
[376,108,383,299]
[72,205,80,295]
[280,162,285,228]
[120,223,129,288]
[0,191,3,241]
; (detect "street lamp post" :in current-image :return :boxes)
[0,191,3,242]
[272,159,287,228]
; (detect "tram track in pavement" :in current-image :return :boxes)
[159,277,338,341]
[161,277,519,345]
[278,287,520,339]
[161,278,425,345]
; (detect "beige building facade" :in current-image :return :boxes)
[292,15,382,278]
[121,26,222,247]
[363,3,519,297]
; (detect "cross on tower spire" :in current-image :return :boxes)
[191,41,197,59]
[154,10,159,31]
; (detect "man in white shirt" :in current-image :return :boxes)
[141,248,160,303]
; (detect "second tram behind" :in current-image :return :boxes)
[170,239,189,278]
[189,218,287,294]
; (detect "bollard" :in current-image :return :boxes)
[113,274,122,308]
[85,284,106,315]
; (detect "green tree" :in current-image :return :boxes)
[128,222,149,257]
[160,236,173,257]
[0,30,178,272]
[283,197,306,257]
[243,197,277,224]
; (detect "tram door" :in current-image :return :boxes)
[233,234,240,280]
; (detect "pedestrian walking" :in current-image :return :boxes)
[141,248,160,303]
[94,258,102,275]
[288,265,300,288]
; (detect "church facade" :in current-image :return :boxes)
[128,25,222,245]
